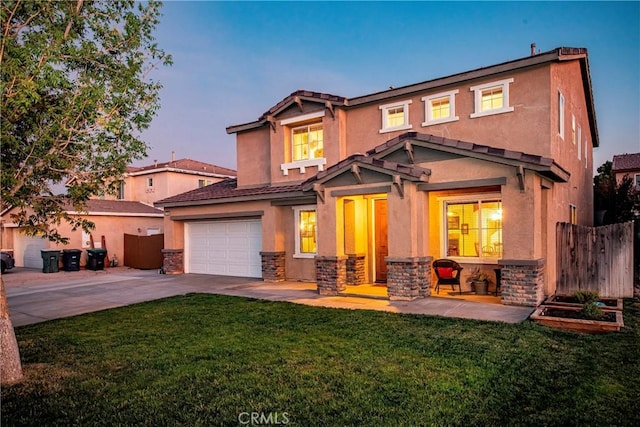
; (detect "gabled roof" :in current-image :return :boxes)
[127,158,236,177]
[367,132,570,182]
[302,154,430,191]
[612,153,640,172]
[226,47,598,146]
[155,178,309,208]
[66,200,164,216]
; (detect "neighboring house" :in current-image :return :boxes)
[612,153,640,190]
[156,47,597,307]
[1,158,236,268]
[101,157,237,206]
[1,200,164,268]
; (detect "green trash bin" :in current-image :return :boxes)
[41,250,61,273]
[86,249,108,271]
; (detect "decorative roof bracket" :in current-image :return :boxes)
[516,165,525,192]
[265,115,276,132]
[404,141,415,164]
[351,164,363,184]
[325,101,335,118]
[393,175,404,198]
[293,96,303,112]
[313,183,325,204]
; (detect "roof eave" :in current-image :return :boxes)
[156,190,312,208]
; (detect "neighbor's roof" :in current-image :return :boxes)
[226,47,598,147]
[612,153,640,172]
[127,158,236,177]
[66,200,164,216]
[155,179,308,208]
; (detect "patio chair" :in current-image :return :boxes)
[433,259,463,295]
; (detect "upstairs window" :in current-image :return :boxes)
[147,178,153,187]
[379,100,412,133]
[198,179,214,188]
[570,205,577,224]
[422,90,459,126]
[571,114,576,145]
[635,173,640,190]
[116,182,125,200]
[292,124,323,161]
[470,78,514,118]
[577,126,582,160]
[558,91,565,139]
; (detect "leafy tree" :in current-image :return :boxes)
[593,161,640,224]
[1,0,171,384]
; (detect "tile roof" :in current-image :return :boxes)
[612,153,640,172]
[67,200,163,215]
[258,90,347,121]
[127,158,236,176]
[155,178,307,207]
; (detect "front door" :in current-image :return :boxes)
[374,199,388,282]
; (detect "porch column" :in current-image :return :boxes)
[386,256,433,300]
[499,259,545,306]
[346,253,366,285]
[260,251,286,282]
[316,256,347,295]
[162,249,183,274]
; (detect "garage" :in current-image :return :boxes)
[186,219,262,277]
[14,232,47,268]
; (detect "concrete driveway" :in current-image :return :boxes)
[3,267,534,327]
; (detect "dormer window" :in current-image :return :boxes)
[379,100,412,133]
[470,78,514,118]
[292,123,323,161]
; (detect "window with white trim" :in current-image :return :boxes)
[585,139,589,168]
[577,125,582,160]
[558,91,565,139]
[571,114,576,145]
[293,205,317,258]
[470,78,514,118]
[379,100,412,133]
[292,123,323,161]
[116,182,125,200]
[279,111,327,176]
[442,195,503,260]
[422,90,459,126]
[634,173,640,190]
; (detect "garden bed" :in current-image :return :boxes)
[544,294,623,311]
[530,305,624,334]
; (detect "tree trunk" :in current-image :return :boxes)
[1,274,23,385]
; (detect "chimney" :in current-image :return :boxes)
[530,43,536,56]
[171,151,175,162]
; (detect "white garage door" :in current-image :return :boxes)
[14,232,47,268]
[187,219,262,278]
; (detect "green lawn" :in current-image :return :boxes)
[2,294,639,426]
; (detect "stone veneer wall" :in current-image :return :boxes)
[346,254,366,285]
[162,249,183,274]
[260,251,286,282]
[385,257,432,300]
[316,256,347,296]
[499,259,545,306]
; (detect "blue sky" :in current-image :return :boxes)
[140,1,640,172]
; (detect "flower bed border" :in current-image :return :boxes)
[530,305,624,334]
[544,294,623,311]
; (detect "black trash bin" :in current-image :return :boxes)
[86,248,107,271]
[62,249,82,271]
[41,250,61,273]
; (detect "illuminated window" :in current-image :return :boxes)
[292,124,323,162]
[571,114,576,145]
[198,179,213,188]
[379,100,412,133]
[570,205,577,224]
[558,91,565,139]
[470,78,514,118]
[293,205,317,257]
[443,197,502,259]
[422,90,459,126]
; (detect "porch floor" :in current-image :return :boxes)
[341,283,502,305]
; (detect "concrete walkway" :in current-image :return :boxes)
[3,267,534,327]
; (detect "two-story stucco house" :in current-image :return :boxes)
[612,153,640,190]
[157,47,597,307]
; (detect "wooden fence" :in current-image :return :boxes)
[124,234,164,270]
[556,221,635,297]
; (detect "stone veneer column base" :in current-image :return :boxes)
[315,256,347,296]
[346,254,366,285]
[385,256,433,301]
[499,259,545,306]
[162,249,184,274]
[260,251,286,282]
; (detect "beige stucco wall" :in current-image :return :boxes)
[124,172,226,206]
[236,127,271,187]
